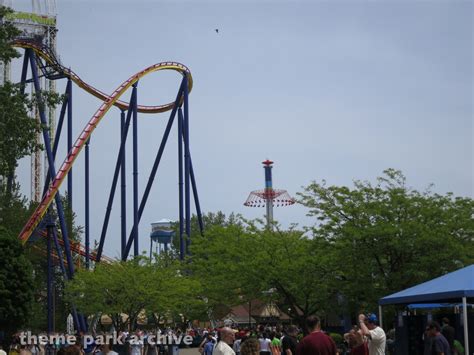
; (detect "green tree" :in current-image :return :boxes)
[0,6,20,64]
[0,6,42,192]
[0,226,34,338]
[171,211,242,252]
[0,181,35,234]
[65,256,205,330]
[298,169,474,313]
[1,5,63,193]
[189,221,337,332]
[0,81,41,181]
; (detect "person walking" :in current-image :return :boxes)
[281,326,298,355]
[258,333,271,355]
[441,318,455,353]
[295,316,338,355]
[426,321,451,355]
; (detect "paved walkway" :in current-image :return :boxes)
[177,348,199,355]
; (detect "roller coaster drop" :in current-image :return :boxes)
[14,40,204,333]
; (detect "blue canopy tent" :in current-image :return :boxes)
[379,264,474,355]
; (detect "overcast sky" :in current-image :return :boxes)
[13,0,473,258]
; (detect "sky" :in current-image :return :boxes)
[11,0,473,259]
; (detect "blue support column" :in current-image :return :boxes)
[120,110,127,259]
[42,85,68,196]
[67,78,73,210]
[96,90,135,262]
[132,83,139,257]
[46,217,54,335]
[178,109,204,237]
[51,227,67,279]
[38,82,80,330]
[189,157,204,234]
[85,137,90,269]
[29,52,75,279]
[149,237,153,260]
[178,108,185,260]
[122,78,185,260]
[183,74,191,255]
[19,49,30,94]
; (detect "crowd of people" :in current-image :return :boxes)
[197,314,379,355]
[1,314,467,355]
[196,314,466,355]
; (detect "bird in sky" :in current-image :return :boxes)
[215,29,219,33]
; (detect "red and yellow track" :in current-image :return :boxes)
[16,41,193,245]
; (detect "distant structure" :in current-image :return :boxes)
[149,219,175,258]
[0,0,58,202]
[244,160,295,228]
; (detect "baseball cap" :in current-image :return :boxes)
[367,313,378,323]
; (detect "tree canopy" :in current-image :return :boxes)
[189,221,338,331]
[65,255,205,331]
[189,170,473,329]
[297,169,473,313]
[0,226,34,334]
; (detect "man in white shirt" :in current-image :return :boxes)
[359,313,386,355]
[213,327,235,355]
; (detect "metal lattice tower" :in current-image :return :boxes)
[2,0,58,201]
[244,159,295,228]
[0,1,12,84]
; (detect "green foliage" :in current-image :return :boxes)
[0,181,35,234]
[329,333,343,346]
[0,226,34,333]
[189,170,473,330]
[189,220,336,330]
[172,211,242,252]
[0,81,42,178]
[0,6,41,183]
[0,6,64,182]
[298,169,474,312]
[65,255,206,330]
[0,6,21,64]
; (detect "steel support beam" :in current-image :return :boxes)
[96,88,136,262]
[29,51,75,279]
[178,108,184,260]
[19,49,29,94]
[122,78,185,260]
[183,74,191,255]
[120,110,127,259]
[85,137,90,269]
[67,78,73,209]
[132,83,139,257]
[46,218,53,335]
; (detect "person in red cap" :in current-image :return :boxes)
[358,313,386,355]
[295,316,338,355]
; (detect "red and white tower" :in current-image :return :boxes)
[244,160,295,228]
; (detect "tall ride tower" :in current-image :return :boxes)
[1,0,58,201]
[244,159,295,228]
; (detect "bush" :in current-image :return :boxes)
[329,332,343,345]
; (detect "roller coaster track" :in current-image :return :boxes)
[33,234,114,265]
[15,40,193,245]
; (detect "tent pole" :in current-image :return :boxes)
[462,296,468,355]
[378,305,383,329]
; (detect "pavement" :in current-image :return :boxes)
[177,348,199,355]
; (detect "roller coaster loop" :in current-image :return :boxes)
[12,40,204,333]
